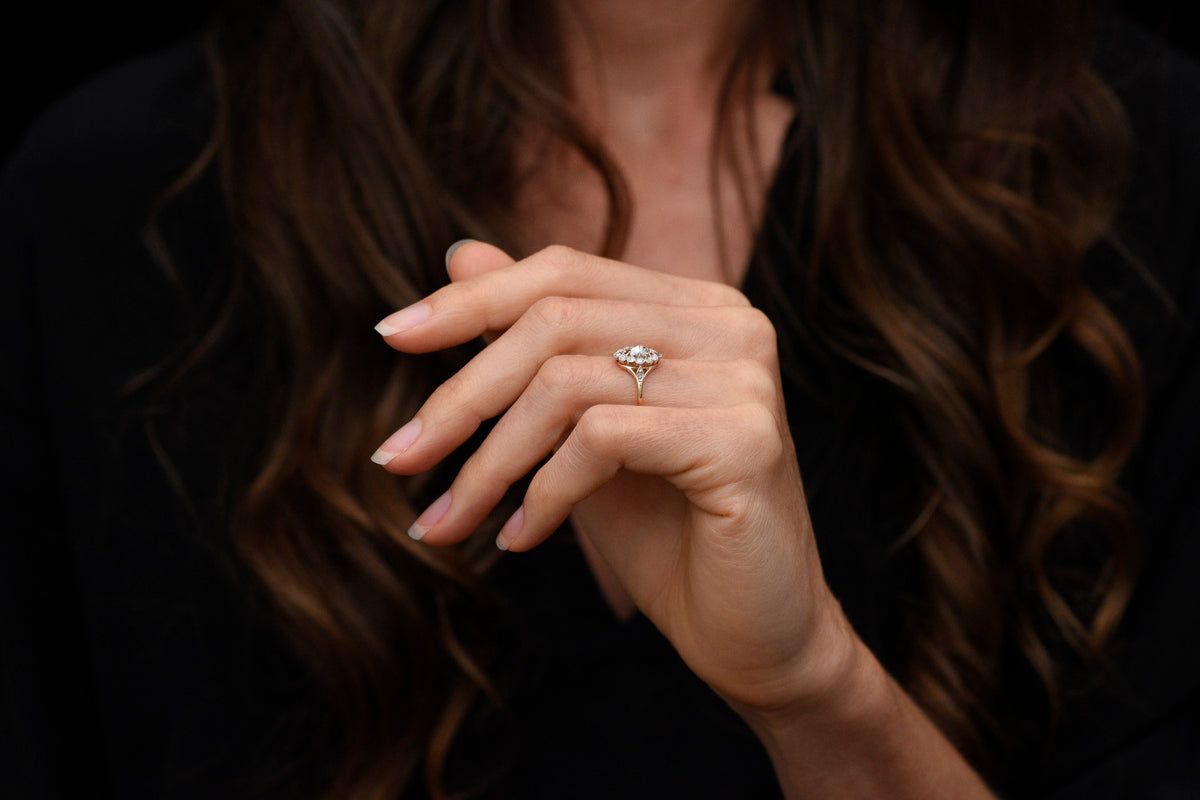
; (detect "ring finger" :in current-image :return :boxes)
[405,355,779,545]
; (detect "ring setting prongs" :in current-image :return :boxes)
[613,345,662,406]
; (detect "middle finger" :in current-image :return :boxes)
[375,297,778,471]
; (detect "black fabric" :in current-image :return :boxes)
[3,21,1199,800]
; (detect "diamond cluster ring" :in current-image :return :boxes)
[613,345,662,406]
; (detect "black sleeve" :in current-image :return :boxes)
[1,42,335,799]
[0,103,115,800]
[0,42,248,799]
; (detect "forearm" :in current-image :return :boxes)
[738,632,996,800]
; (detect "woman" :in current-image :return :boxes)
[3,0,1198,798]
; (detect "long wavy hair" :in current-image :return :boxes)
[149,0,1143,796]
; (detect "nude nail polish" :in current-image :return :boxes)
[375,302,431,336]
[496,505,524,551]
[370,418,422,464]
[408,491,451,541]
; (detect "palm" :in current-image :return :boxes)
[571,463,817,701]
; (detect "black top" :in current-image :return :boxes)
[2,21,1199,800]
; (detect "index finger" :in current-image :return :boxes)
[374,244,751,352]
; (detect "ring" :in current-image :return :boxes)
[613,345,662,406]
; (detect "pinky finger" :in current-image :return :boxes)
[495,402,782,552]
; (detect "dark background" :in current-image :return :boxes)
[2,1,1197,163]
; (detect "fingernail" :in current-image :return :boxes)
[370,418,422,464]
[496,505,524,552]
[445,238,476,269]
[409,490,451,541]
[375,303,431,336]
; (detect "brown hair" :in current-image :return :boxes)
[781,0,1143,761]
[151,0,1143,795]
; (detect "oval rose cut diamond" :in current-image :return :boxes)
[614,345,661,367]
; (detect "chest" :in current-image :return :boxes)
[512,98,794,286]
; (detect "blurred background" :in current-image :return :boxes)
[3,1,1197,164]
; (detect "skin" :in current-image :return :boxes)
[372,1,1000,796]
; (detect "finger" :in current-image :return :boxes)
[445,241,515,347]
[375,244,750,348]
[496,402,785,552]
[374,300,779,473]
[445,239,515,282]
[410,357,779,544]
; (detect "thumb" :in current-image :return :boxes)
[445,239,516,282]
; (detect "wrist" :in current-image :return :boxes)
[742,635,892,747]
[724,594,995,800]
[730,590,885,736]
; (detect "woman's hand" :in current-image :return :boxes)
[371,241,855,714]
[372,242,998,799]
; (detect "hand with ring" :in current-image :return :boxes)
[371,241,860,719]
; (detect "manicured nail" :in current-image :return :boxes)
[370,418,422,464]
[445,238,476,269]
[409,490,451,541]
[496,505,524,552]
[375,303,431,336]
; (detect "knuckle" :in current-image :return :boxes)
[533,355,591,398]
[528,246,569,286]
[527,295,577,331]
[736,403,784,461]
[524,468,557,509]
[428,371,461,406]
[435,275,482,309]
[736,360,779,406]
[738,307,780,362]
[708,282,752,307]
[454,449,503,497]
[573,405,624,455]
[742,306,778,344]
[430,373,481,426]
[536,244,583,271]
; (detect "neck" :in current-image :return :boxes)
[553,0,763,121]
